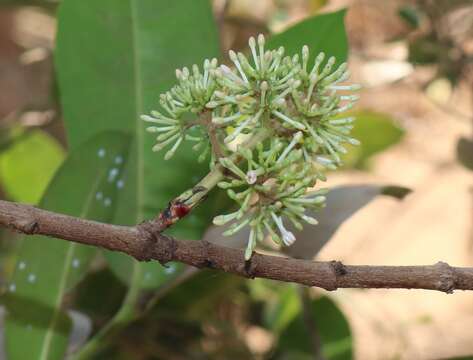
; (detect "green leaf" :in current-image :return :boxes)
[268,9,348,66]
[408,34,442,66]
[3,131,131,360]
[342,110,405,169]
[398,5,421,28]
[55,0,220,289]
[0,128,65,204]
[277,295,352,360]
[263,285,301,334]
[155,270,242,320]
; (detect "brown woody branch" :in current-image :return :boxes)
[1,199,473,293]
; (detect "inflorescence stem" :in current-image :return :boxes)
[151,127,272,231]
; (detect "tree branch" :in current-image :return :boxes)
[1,199,472,293]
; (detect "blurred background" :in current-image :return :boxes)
[0,0,472,359]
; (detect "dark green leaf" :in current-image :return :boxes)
[4,131,131,360]
[268,9,348,66]
[381,185,412,199]
[277,295,352,360]
[456,137,473,171]
[55,0,220,289]
[408,35,442,66]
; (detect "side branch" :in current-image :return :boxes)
[1,199,472,293]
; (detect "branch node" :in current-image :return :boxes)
[327,260,346,291]
[21,220,39,234]
[331,260,347,276]
[435,261,456,294]
[136,221,176,264]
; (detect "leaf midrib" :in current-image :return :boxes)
[130,0,144,224]
[121,0,144,312]
[39,170,106,360]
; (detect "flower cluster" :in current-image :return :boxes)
[143,34,360,259]
[142,58,219,160]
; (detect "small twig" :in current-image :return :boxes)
[1,199,473,293]
[202,110,225,160]
[149,127,271,228]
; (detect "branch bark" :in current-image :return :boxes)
[1,199,472,293]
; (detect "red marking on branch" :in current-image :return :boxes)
[173,202,191,218]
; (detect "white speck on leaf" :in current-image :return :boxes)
[108,168,119,182]
[18,261,26,270]
[114,156,123,164]
[104,198,112,207]
[28,274,36,283]
[165,265,176,275]
[95,191,103,200]
[117,179,125,189]
[9,283,16,292]
[98,148,106,158]
[72,259,80,268]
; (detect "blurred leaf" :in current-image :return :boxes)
[263,285,301,333]
[3,131,131,360]
[55,0,220,289]
[381,185,412,198]
[309,0,329,14]
[457,137,473,171]
[285,184,410,260]
[0,0,57,10]
[155,270,242,320]
[0,128,64,204]
[72,268,127,321]
[268,9,348,67]
[276,295,352,360]
[343,110,405,169]
[408,34,442,65]
[398,5,421,28]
